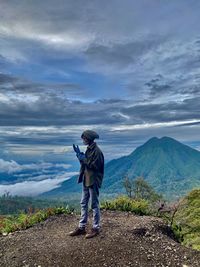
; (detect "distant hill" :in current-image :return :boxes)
[40,136,200,199]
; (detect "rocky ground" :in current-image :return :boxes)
[0,210,200,267]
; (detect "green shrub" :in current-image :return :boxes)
[173,189,200,250]
[0,205,74,235]
[100,195,149,215]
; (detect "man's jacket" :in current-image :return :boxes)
[77,142,104,188]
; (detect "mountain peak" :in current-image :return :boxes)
[144,136,179,146]
[148,136,175,142]
[160,136,177,142]
[111,136,200,198]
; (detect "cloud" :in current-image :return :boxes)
[0,159,71,174]
[120,97,200,124]
[1,0,200,46]
[1,1,200,103]
[0,172,77,196]
[0,73,86,97]
[84,36,165,72]
[0,86,131,126]
[1,0,200,65]
[1,71,198,128]
[0,0,200,167]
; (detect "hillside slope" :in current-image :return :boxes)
[0,210,200,267]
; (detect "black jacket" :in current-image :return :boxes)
[77,142,104,188]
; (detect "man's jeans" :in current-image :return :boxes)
[79,181,100,230]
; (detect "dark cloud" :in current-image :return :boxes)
[121,97,200,123]
[94,99,128,104]
[0,69,199,127]
[1,85,200,128]
[84,36,165,67]
[144,72,200,100]
[0,89,130,126]
[0,54,8,67]
[0,73,85,96]
[0,73,18,84]
[145,74,172,98]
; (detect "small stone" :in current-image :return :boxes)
[147,255,151,260]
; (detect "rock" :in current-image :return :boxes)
[0,210,200,267]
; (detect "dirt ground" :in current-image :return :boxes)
[0,210,200,267]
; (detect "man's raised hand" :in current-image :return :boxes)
[73,144,81,154]
[73,144,86,162]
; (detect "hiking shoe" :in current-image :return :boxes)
[85,227,100,239]
[69,227,86,236]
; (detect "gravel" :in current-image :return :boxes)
[0,210,199,267]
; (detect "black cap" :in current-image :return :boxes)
[81,130,99,141]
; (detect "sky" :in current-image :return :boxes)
[1,0,200,195]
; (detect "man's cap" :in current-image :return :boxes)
[81,130,99,141]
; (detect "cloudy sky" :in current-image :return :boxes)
[1,0,200,195]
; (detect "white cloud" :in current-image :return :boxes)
[0,159,21,174]
[0,159,71,174]
[0,93,9,102]
[0,172,78,196]
[0,24,94,51]
[110,119,200,131]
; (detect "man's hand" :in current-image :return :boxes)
[73,144,86,162]
[77,152,86,161]
[73,144,81,154]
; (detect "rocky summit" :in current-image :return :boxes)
[0,210,200,267]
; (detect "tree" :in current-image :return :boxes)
[123,175,162,202]
[123,174,133,198]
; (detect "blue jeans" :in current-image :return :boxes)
[79,181,100,230]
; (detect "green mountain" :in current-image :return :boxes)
[40,136,200,199]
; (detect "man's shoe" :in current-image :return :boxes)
[85,227,100,239]
[69,227,86,236]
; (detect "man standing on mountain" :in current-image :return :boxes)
[69,130,104,238]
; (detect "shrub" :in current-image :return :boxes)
[123,176,162,202]
[0,205,74,235]
[173,189,200,250]
[100,195,149,215]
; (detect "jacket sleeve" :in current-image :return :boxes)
[81,150,103,171]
